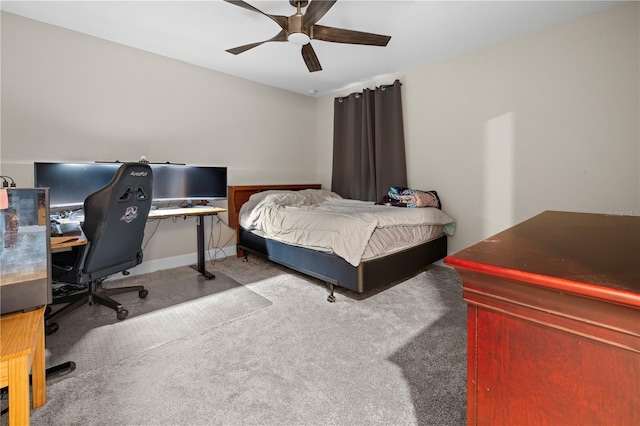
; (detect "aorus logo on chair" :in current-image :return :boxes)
[120,206,138,223]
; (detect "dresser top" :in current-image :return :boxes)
[445,211,639,297]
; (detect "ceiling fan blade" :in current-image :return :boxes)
[226,30,288,55]
[223,0,288,29]
[303,0,337,30]
[301,43,322,72]
[312,24,391,46]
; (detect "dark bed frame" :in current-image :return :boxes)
[228,185,448,302]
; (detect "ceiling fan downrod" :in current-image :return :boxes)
[289,0,309,8]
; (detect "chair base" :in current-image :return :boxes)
[45,280,148,335]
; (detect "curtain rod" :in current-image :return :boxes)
[336,80,402,101]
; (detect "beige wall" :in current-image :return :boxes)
[3,3,639,269]
[1,12,318,271]
[317,2,639,253]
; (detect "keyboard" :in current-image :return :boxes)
[51,222,82,237]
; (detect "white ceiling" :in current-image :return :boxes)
[1,1,627,97]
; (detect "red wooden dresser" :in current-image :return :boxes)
[445,211,639,425]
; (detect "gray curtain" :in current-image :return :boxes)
[331,79,407,201]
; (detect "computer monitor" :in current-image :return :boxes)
[0,188,52,314]
[146,164,228,204]
[34,162,228,209]
[34,162,121,209]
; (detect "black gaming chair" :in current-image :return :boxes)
[46,162,153,334]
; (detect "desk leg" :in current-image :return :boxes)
[8,356,29,426]
[31,319,46,408]
[190,215,215,280]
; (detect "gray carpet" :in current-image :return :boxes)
[44,267,272,376]
[25,257,467,426]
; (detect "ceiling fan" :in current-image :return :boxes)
[223,0,391,72]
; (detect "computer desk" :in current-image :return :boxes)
[56,206,226,279]
[147,206,227,280]
[51,234,87,252]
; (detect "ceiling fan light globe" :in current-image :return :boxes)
[288,32,310,46]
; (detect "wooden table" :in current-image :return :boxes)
[445,211,640,425]
[0,305,47,425]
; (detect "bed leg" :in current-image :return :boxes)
[326,283,335,303]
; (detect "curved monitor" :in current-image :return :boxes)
[34,162,227,209]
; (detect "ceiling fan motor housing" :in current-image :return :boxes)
[287,12,310,45]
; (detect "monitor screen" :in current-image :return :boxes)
[34,162,228,209]
[150,165,228,202]
[34,162,121,208]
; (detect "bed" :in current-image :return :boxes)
[228,184,454,301]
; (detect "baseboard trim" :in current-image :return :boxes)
[119,245,236,278]
[111,245,447,280]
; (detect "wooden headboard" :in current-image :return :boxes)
[227,184,322,249]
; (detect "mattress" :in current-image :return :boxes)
[363,224,444,260]
[239,189,455,267]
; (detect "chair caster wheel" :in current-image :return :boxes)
[45,305,52,316]
[116,309,129,321]
[45,323,59,335]
[327,295,335,303]
[138,289,149,298]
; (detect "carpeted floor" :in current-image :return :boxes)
[44,267,272,377]
[17,256,467,426]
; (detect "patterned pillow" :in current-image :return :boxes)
[379,186,441,209]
